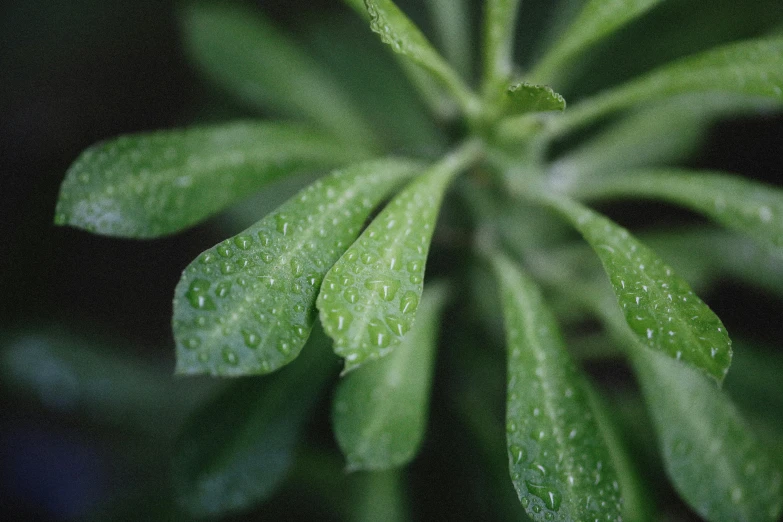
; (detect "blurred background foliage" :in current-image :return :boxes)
[1,0,782,520]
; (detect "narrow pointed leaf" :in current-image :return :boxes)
[530,0,663,84]
[55,122,360,238]
[552,38,783,135]
[584,383,655,522]
[362,0,479,115]
[549,94,779,182]
[1,331,217,438]
[545,196,732,382]
[490,254,622,522]
[332,284,447,470]
[174,159,421,377]
[507,82,566,114]
[181,3,377,148]
[300,14,445,153]
[172,329,338,518]
[424,0,472,78]
[318,142,480,372]
[482,0,522,96]
[341,0,459,120]
[633,347,783,522]
[564,168,783,249]
[349,469,409,522]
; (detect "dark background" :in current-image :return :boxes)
[1,0,782,520]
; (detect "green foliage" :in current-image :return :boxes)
[562,168,783,248]
[181,3,377,149]
[174,158,420,376]
[318,143,478,372]
[52,0,783,520]
[55,122,363,238]
[332,284,447,470]
[506,82,567,114]
[171,328,337,517]
[529,0,664,84]
[543,195,732,382]
[634,348,783,522]
[491,253,622,521]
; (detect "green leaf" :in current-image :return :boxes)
[641,228,783,299]
[482,0,522,97]
[544,196,732,382]
[362,0,479,116]
[299,12,445,153]
[506,82,567,114]
[530,0,663,84]
[349,470,409,522]
[332,284,447,470]
[633,347,783,522]
[490,253,622,522]
[552,37,783,135]
[0,330,217,438]
[174,158,421,377]
[181,3,377,148]
[561,168,783,249]
[549,94,779,181]
[171,328,337,518]
[424,0,472,79]
[318,141,480,372]
[54,122,360,238]
[584,382,655,522]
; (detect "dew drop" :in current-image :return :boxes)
[234,235,253,250]
[521,497,529,507]
[399,291,419,314]
[506,420,517,433]
[368,319,392,347]
[407,260,421,272]
[364,278,401,301]
[525,481,562,511]
[257,232,271,246]
[260,252,274,263]
[259,275,277,289]
[215,282,231,298]
[194,316,207,327]
[241,329,261,348]
[385,315,410,337]
[183,336,201,350]
[276,340,291,356]
[198,351,209,363]
[199,252,215,264]
[509,444,526,464]
[275,213,292,236]
[290,258,304,277]
[293,325,308,338]
[186,279,216,310]
[410,274,422,284]
[360,252,377,264]
[222,347,239,365]
[217,244,233,258]
[220,261,235,275]
[343,287,359,304]
[331,307,353,332]
[189,279,210,293]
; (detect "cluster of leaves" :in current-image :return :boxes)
[51,0,783,520]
